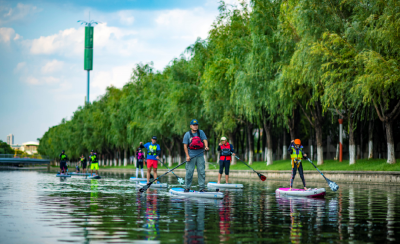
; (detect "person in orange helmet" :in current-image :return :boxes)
[288,139,308,191]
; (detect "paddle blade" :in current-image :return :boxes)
[258,173,267,181]
[327,179,339,192]
[178,178,185,185]
[139,182,152,193]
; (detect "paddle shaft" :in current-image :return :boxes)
[234,156,259,174]
[160,158,182,181]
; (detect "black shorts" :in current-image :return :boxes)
[136,160,143,169]
[60,162,67,170]
[82,162,87,169]
[219,160,230,175]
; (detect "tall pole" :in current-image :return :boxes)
[338,118,343,162]
[87,70,90,104]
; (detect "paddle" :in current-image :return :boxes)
[160,158,185,185]
[304,156,339,192]
[234,156,267,181]
[139,150,205,192]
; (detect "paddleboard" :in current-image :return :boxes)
[138,181,168,188]
[70,172,91,176]
[207,182,243,189]
[275,188,326,198]
[87,175,101,179]
[130,177,147,181]
[169,188,224,199]
[56,174,71,177]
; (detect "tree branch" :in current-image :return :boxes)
[298,102,314,127]
[372,98,385,122]
[387,99,400,121]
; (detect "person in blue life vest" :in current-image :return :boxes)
[139,137,161,183]
[288,139,308,191]
[182,119,209,192]
[217,137,235,184]
[89,150,100,177]
[80,154,87,173]
[59,150,69,175]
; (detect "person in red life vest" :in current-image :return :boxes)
[288,139,308,191]
[182,119,209,192]
[217,137,235,184]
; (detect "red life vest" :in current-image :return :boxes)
[219,142,232,161]
[189,130,204,150]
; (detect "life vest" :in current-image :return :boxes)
[189,130,204,150]
[81,157,85,162]
[60,154,67,162]
[91,154,98,163]
[147,145,158,156]
[220,143,232,161]
[291,146,303,166]
[137,152,144,160]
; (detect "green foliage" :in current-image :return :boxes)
[0,140,14,154]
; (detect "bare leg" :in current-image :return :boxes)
[225,175,229,184]
[96,170,99,176]
[153,168,157,183]
[147,168,151,183]
[217,174,222,184]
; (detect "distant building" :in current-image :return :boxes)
[11,141,39,155]
[6,134,14,145]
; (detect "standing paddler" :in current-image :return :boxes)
[217,136,235,184]
[288,139,308,190]
[59,150,69,175]
[139,137,161,183]
[89,150,100,177]
[80,154,87,173]
[182,119,209,192]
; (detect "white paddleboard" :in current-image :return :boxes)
[56,174,71,177]
[207,182,243,189]
[138,181,168,188]
[70,172,91,176]
[275,188,326,198]
[169,188,224,199]
[130,177,147,181]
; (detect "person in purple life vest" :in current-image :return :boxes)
[217,137,235,184]
[136,148,145,178]
[182,119,209,192]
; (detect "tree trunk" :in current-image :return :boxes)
[162,138,174,167]
[124,147,128,166]
[385,121,396,164]
[335,144,339,160]
[349,116,356,165]
[287,112,296,140]
[228,132,236,165]
[175,138,182,165]
[282,130,287,160]
[368,109,374,159]
[114,150,117,166]
[263,120,273,165]
[315,123,324,165]
[326,134,331,160]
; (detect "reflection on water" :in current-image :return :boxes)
[0,171,400,243]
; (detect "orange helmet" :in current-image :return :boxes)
[294,139,301,145]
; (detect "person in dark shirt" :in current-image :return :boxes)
[59,150,69,175]
[80,154,87,173]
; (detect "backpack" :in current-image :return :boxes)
[189,130,204,150]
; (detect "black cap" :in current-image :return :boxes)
[152,136,157,140]
[62,150,65,153]
[91,150,94,152]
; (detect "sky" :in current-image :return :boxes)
[0,0,243,144]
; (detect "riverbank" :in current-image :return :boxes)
[96,158,400,171]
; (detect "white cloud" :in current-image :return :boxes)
[14,62,26,73]
[92,64,134,92]
[118,10,135,25]
[42,76,60,84]
[0,3,40,25]
[0,27,17,43]
[26,76,39,85]
[41,60,64,74]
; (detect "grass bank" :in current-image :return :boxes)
[93,158,400,171]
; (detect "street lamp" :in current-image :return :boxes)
[77,18,100,104]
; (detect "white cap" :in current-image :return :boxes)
[220,137,227,141]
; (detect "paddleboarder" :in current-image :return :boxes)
[139,137,161,184]
[217,137,235,184]
[59,150,69,175]
[89,150,100,177]
[136,148,145,179]
[288,139,308,190]
[80,154,87,173]
[182,119,209,192]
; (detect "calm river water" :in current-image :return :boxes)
[0,170,399,243]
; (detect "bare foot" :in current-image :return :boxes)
[304,187,308,190]
[217,182,220,184]
[289,188,292,191]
